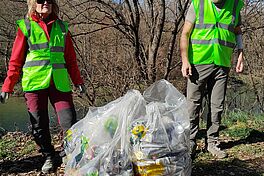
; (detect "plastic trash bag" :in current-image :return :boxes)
[64,79,191,176]
[64,90,146,176]
[131,80,191,176]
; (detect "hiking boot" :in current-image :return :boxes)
[41,156,55,173]
[207,143,227,159]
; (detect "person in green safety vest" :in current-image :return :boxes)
[180,0,244,160]
[0,0,86,173]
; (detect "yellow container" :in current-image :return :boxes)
[133,160,165,176]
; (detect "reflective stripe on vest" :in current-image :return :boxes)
[189,0,243,67]
[191,38,236,48]
[17,19,71,92]
[23,60,66,69]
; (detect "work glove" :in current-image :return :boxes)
[76,84,86,96]
[0,92,9,104]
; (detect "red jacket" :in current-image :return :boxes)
[1,14,84,93]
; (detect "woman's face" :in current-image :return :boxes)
[35,0,52,17]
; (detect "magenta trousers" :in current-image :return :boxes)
[24,83,76,156]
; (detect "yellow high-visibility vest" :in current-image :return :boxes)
[189,0,244,67]
[17,18,71,92]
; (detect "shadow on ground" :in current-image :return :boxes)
[219,129,264,149]
[192,157,264,176]
[196,127,264,149]
[193,128,264,176]
[0,152,62,175]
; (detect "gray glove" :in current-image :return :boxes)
[0,92,9,104]
[77,84,86,95]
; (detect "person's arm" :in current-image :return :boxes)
[1,28,27,93]
[180,21,194,77]
[234,25,243,73]
[64,32,84,86]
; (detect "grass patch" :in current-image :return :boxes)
[229,143,264,158]
[222,122,252,138]
[0,138,17,158]
[222,111,264,139]
[0,132,36,160]
[223,110,248,126]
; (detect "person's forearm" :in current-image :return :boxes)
[2,28,27,93]
[180,34,190,64]
[180,21,193,64]
[180,21,194,77]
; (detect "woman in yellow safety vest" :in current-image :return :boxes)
[0,0,85,173]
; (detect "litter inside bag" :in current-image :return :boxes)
[64,79,191,176]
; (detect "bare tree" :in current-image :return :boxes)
[0,0,27,80]
[61,0,189,82]
[164,0,190,79]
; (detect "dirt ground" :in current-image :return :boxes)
[0,131,263,176]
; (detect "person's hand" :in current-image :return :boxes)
[0,92,9,104]
[181,61,192,78]
[236,49,243,73]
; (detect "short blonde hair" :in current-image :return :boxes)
[26,0,59,18]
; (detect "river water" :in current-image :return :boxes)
[0,97,56,132]
[0,97,87,132]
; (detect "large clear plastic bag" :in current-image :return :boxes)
[64,79,191,176]
[131,80,191,176]
[64,90,146,176]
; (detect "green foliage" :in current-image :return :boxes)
[0,133,36,160]
[223,126,252,138]
[223,110,248,126]
[252,114,264,130]
[0,138,17,158]
[222,111,264,139]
